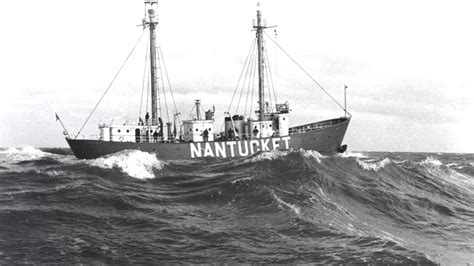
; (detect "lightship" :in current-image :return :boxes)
[59,1,351,160]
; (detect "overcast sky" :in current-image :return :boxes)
[0,0,473,153]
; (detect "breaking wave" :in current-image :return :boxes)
[0,146,51,162]
[244,149,325,164]
[88,150,164,179]
[244,149,289,163]
[356,157,392,171]
[337,151,368,158]
[420,156,443,167]
[298,149,326,163]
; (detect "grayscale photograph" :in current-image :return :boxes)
[0,0,473,264]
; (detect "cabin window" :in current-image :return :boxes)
[196,129,199,132]
[126,129,129,133]
[269,125,272,127]
[118,129,121,133]
[283,118,286,120]
[208,128,211,131]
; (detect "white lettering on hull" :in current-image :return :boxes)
[190,137,291,158]
[215,142,226,158]
[272,138,280,150]
[227,141,237,157]
[261,139,270,151]
[190,143,202,158]
[250,140,260,154]
[204,142,214,157]
[281,136,290,149]
[238,141,249,156]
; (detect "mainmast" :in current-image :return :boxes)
[146,0,159,126]
[254,8,266,121]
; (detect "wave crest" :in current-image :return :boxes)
[299,149,326,163]
[357,158,391,171]
[420,156,443,167]
[0,146,51,162]
[245,150,289,163]
[89,150,164,179]
[337,151,368,158]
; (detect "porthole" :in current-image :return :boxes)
[283,118,286,120]
[196,128,199,132]
[126,129,129,133]
[118,129,121,133]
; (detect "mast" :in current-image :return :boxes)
[146,1,159,126]
[254,9,266,121]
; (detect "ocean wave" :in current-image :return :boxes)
[243,149,325,164]
[446,163,458,168]
[270,189,301,216]
[244,150,289,163]
[231,176,254,184]
[443,168,474,191]
[337,151,368,158]
[1,148,472,264]
[420,156,443,167]
[299,149,326,163]
[356,158,391,171]
[0,146,51,162]
[88,150,164,179]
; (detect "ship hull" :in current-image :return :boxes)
[67,117,350,160]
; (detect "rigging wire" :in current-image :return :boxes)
[139,35,150,118]
[264,63,273,111]
[158,46,181,129]
[145,71,150,115]
[264,42,278,105]
[221,38,257,132]
[249,56,256,116]
[264,31,351,117]
[187,104,196,120]
[244,41,257,115]
[75,31,146,139]
[264,53,276,111]
[235,39,257,114]
[157,44,170,123]
[226,38,257,114]
[262,47,273,111]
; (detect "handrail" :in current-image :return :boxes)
[289,118,348,134]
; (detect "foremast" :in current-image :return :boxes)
[254,8,267,121]
[145,0,159,126]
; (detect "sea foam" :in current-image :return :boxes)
[299,149,326,163]
[420,156,443,167]
[0,146,50,162]
[337,151,368,158]
[357,158,391,171]
[89,150,164,179]
[245,150,289,163]
[270,189,301,216]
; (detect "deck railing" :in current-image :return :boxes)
[289,118,347,134]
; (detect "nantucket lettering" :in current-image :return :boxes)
[190,136,291,158]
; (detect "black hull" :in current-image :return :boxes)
[67,117,350,160]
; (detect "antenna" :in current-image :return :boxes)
[344,85,348,118]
